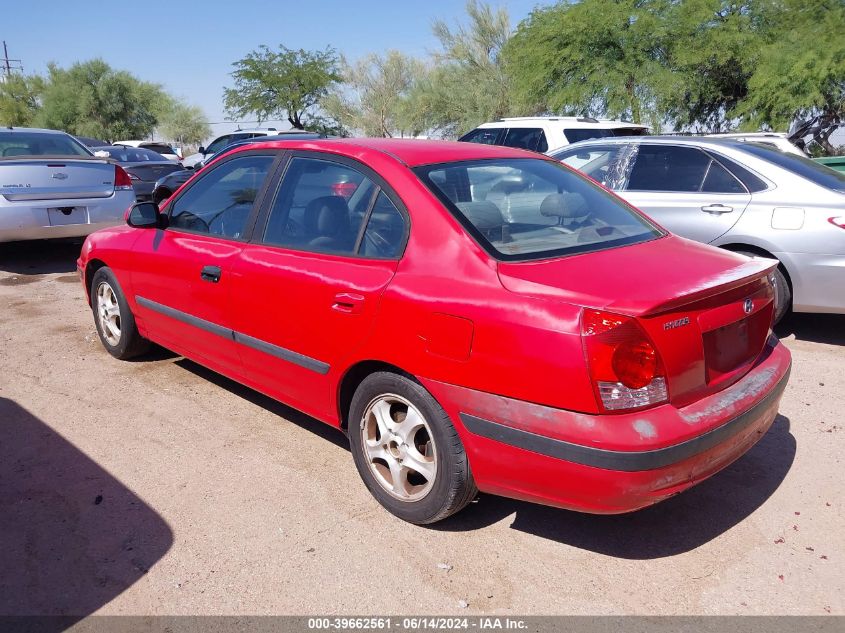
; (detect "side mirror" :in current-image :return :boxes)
[126,202,163,228]
[198,146,206,154]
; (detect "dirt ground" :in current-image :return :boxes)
[0,239,842,617]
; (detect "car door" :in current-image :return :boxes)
[619,143,751,243]
[129,151,278,376]
[228,153,408,422]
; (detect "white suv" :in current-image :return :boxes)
[459,117,649,153]
[182,128,281,169]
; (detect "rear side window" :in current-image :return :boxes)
[502,128,548,152]
[627,145,711,192]
[460,128,502,145]
[140,143,175,155]
[563,128,614,144]
[169,154,274,239]
[708,153,768,193]
[701,160,746,193]
[360,192,406,258]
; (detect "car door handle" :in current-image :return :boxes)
[200,265,222,283]
[332,292,365,314]
[701,204,733,214]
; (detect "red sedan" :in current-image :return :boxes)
[77,139,791,524]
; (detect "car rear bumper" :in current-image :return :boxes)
[776,250,845,314]
[421,337,791,513]
[0,192,134,243]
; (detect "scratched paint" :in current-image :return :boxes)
[632,419,658,439]
[680,366,778,426]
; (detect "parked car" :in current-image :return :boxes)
[78,139,791,523]
[0,127,136,243]
[91,146,184,202]
[182,128,283,169]
[703,132,807,156]
[113,140,181,163]
[459,116,649,153]
[550,136,845,322]
[151,132,325,204]
[74,135,111,148]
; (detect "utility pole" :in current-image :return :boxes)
[1,41,24,78]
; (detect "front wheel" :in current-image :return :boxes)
[348,372,477,524]
[90,267,150,359]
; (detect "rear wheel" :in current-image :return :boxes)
[153,188,171,205]
[90,267,150,359]
[736,251,791,324]
[348,372,477,524]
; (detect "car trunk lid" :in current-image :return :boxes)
[497,235,777,405]
[0,158,116,201]
[124,162,183,183]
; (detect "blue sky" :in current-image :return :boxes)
[4,0,542,139]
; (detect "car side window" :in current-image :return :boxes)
[360,192,406,258]
[502,128,547,152]
[460,128,502,145]
[204,135,231,155]
[169,154,274,239]
[627,145,712,192]
[701,160,747,193]
[263,157,373,256]
[556,145,632,189]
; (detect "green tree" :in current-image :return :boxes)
[322,51,426,137]
[405,0,515,137]
[35,59,165,141]
[0,74,43,127]
[658,0,768,133]
[223,45,342,130]
[504,0,671,125]
[736,0,845,153]
[156,99,211,146]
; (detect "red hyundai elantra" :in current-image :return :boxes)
[77,139,791,524]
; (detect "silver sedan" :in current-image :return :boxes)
[549,137,845,321]
[0,127,136,243]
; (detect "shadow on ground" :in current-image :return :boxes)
[0,398,173,626]
[776,312,845,346]
[0,240,82,276]
[435,415,795,558]
[174,358,350,451]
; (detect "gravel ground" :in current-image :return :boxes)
[0,240,842,617]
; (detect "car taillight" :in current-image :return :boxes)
[114,165,133,190]
[828,216,845,229]
[581,309,668,412]
[331,181,357,200]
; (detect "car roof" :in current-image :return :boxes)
[550,135,750,152]
[478,117,648,130]
[230,137,543,167]
[1,126,73,135]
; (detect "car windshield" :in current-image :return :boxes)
[140,143,175,155]
[563,128,615,144]
[0,131,91,157]
[740,142,845,192]
[415,158,662,260]
[96,147,168,162]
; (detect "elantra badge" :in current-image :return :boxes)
[663,316,690,330]
[743,298,753,314]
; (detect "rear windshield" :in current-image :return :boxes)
[95,147,168,162]
[0,132,91,157]
[415,158,662,261]
[140,143,175,155]
[740,142,845,192]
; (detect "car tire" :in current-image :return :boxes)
[153,188,171,205]
[90,266,150,360]
[736,251,791,324]
[348,372,477,524]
